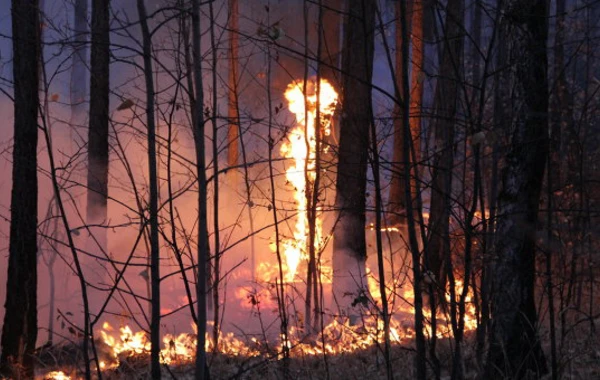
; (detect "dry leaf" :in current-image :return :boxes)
[117,98,135,111]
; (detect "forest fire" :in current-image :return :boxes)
[39,76,478,379]
[278,79,338,282]
[59,275,477,378]
[2,0,598,378]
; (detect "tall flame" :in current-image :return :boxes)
[280,79,338,282]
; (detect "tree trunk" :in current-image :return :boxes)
[551,0,572,188]
[86,0,110,291]
[408,0,423,171]
[208,0,221,352]
[478,3,509,363]
[70,0,88,131]
[227,0,239,181]
[485,1,549,378]
[0,1,40,377]
[332,0,375,318]
[426,0,464,292]
[192,0,209,378]
[136,0,161,378]
[387,0,411,225]
[388,0,423,226]
[319,0,342,87]
[88,0,109,227]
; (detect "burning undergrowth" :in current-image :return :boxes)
[33,78,478,379]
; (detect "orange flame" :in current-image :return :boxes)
[279,79,338,282]
[42,371,71,380]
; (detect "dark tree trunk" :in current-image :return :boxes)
[192,0,209,378]
[478,3,509,363]
[426,0,464,291]
[485,1,549,378]
[551,0,572,187]
[0,0,40,378]
[88,0,109,222]
[136,0,161,378]
[86,0,110,291]
[70,0,88,128]
[332,0,375,316]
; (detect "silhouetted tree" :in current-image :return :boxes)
[86,0,110,283]
[332,0,375,315]
[0,0,40,377]
[485,0,549,377]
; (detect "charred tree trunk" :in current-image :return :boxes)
[332,0,375,317]
[485,1,549,378]
[0,1,40,378]
[86,0,110,289]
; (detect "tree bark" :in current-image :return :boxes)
[0,0,40,377]
[408,0,423,171]
[86,0,110,291]
[485,1,549,377]
[388,0,423,226]
[332,0,375,317]
[387,0,410,225]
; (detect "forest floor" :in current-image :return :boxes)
[35,320,600,379]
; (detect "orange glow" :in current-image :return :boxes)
[50,79,481,377]
[42,371,71,380]
[279,79,338,282]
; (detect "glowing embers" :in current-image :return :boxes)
[279,79,338,282]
